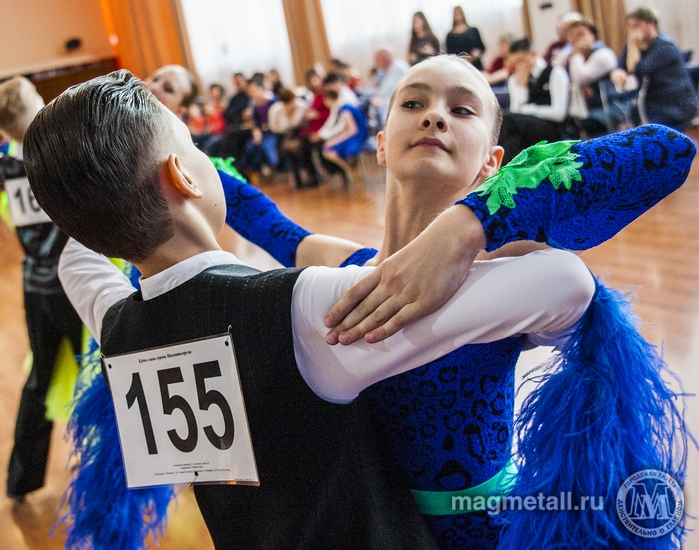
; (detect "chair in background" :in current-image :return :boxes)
[599,77,640,132]
[491,85,510,110]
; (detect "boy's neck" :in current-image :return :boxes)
[135,234,222,279]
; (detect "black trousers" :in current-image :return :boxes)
[499,112,565,164]
[7,290,82,496]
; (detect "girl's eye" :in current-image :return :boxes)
[402,100,422,109]
[452,106,474,116]
[164,84,174,94]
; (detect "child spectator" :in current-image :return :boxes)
[269,87,317,188]
[499,37,569,163]
[240,75,278,177]
[484,33,515,85]
[319,88,368,183]
[0,76,82,502]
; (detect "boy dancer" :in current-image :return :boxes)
[0,77,83,502]
[26,70,692,549]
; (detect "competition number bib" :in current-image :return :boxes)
[4,177,52,226]
[103,333,259,488]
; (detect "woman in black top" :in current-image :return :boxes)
[408,11,440,66]
[445,6,485,70]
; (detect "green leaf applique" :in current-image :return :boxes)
[209,156,247,183]
[473,140,584,215]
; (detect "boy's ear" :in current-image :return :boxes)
[478,146,504,180]
[376,131,387,165]
[165,154,203,199]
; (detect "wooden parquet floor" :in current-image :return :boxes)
[0,133,697,549]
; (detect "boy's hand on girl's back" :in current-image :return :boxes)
[324,205,486,345]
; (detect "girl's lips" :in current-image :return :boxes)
[411,137,449,151]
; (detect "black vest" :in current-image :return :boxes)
[527,65,554,106]
[101,264,437,550]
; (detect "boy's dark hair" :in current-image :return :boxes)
[322,73,342,86]
[323,89,339,101]
[569,20,598,39]
[509,37,533,54]
[627,7,658,26]
[180,69,199,108]
[277,87,295,104]
[23,70,173,262]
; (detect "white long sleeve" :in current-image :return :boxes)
[59,239,594,404]
[508,63,570,122]
[568,48,618,86]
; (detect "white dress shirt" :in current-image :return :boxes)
[508,57,570,122]
[59,239,594,403]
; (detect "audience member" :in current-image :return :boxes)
[484,33,515,85]
[240,76,278,178]
[565,20,618,136]
[543,11,583,66]
[499,37,569,163]
[300,68,324,104]
[329,58,363,90]
[204,83,227,136]
[408,12,440,66]
[445,6,485,70]
[360,49,409,124]
[610,7,698,130]
[269,87,317,188]
[214,72,254,160]
[265,68,284,95]
[319,89,368,184]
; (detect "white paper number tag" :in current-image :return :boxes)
[103,333,259,488]
[4,177,52,226]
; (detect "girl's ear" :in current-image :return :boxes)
[376,131,387,165]
[165,153,203,198]
[478,146,504,180]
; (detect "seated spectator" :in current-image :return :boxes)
[319,89,368,185]
[265,68,284,96]
[484,33,515,85]
[499,37,569,164]
[544,11,583,66]
[191,84,228,153]
[445,6,485,70]
[408,12,440,66]
[205,83,227,135]
[565,20,618,137]
[240,76,278,178]
[329,58,363,91]
[359,49,409,125]
[214,73,253,159]
[269,88,318,188]
[610,7,698,130]
[299,68,324,105]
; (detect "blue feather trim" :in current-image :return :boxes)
[497,280,692,549]
[59,342,175,550]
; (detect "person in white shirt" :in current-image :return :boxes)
[563,20,618,136]
[360,48,409,125]
[499,37,569,163]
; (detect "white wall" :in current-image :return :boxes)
[0,0,112,77]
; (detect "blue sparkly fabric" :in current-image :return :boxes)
[344,248,523,549]
[220,170,311,267]
[461,125,696,252]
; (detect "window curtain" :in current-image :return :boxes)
[178,0,295,94]
[98,0,189,79]
[320,0,524,80]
